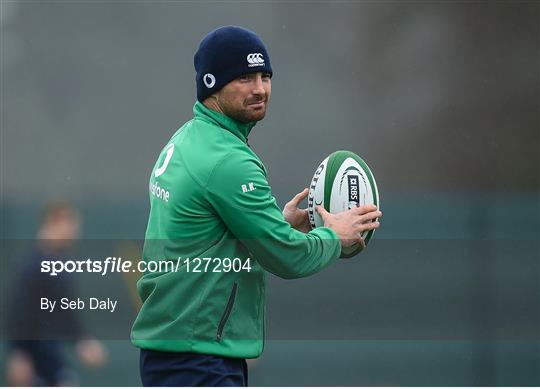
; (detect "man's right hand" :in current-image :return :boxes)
[316,204,382,249]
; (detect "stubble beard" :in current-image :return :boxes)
[227,104,267,124]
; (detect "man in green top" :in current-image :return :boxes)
[131,25,382,386]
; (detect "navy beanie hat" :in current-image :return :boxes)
[194,26,273,102]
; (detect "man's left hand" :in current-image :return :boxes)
[283,188,312,233]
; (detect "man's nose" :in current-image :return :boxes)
[252,75,265,95]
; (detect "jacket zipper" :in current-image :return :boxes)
[216,282,238,341]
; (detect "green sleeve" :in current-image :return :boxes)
[205,151,341,279]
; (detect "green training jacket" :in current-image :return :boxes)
[131,102,341,358]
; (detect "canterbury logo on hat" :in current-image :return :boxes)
[247,53,265,67]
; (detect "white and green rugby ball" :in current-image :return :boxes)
[307,150,380,258]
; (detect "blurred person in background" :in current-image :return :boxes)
[131,26,381,386]
[4,200,107,386]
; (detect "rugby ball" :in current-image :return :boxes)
[307,150,379,258]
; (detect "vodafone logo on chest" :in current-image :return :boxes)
[247,53,265,67]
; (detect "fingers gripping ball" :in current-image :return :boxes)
[307,150,380,257]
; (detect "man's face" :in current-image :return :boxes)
[40,208,81,251]
[214,72,271,123]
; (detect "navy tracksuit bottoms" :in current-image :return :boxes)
[140,349,248,387]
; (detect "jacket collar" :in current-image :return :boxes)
[193,101,256,143]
